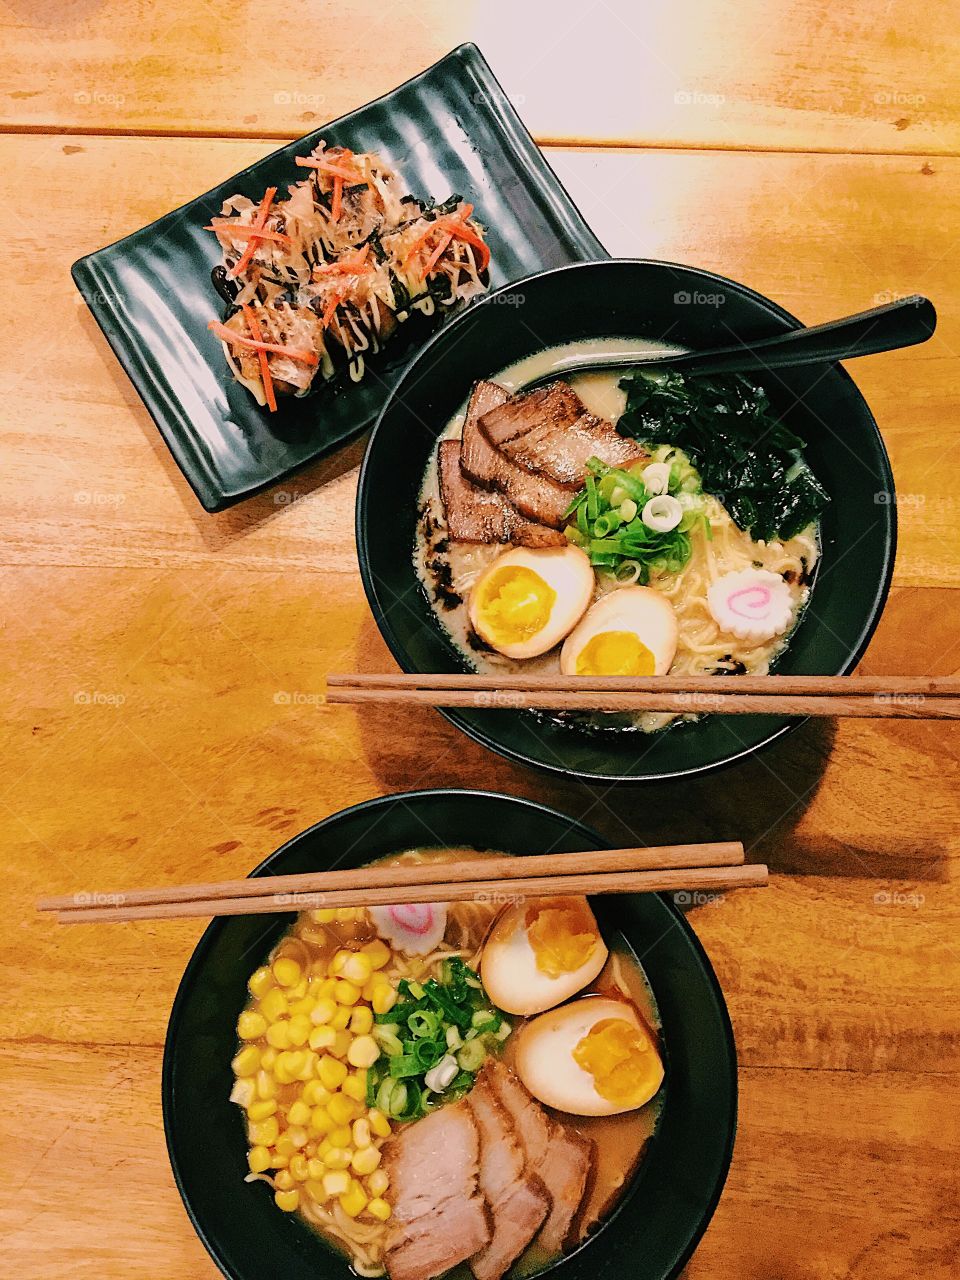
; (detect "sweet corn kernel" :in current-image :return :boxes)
[317,1137,332,1158]
[330,1007,352,1032]
[349,1006,374,1036]
[368,1108,391,1138]
[322,1146,352,1170]
[290,996,316,1017]
[289,1127,310,1149]
[247,1099,278,1122]
[328,1124,352,1149]
[311,1106,334,1135]
[318,1056,349,1090]
[302,1080,331,1107]
[273,957,302,988]
[232,1045,261,1076]
[287,1014,312,1047]
[367,1197,391,1222]
[307,1157,326,1180]
[255,1069,278,1101]
[274,1169,295,1191]
[277,1049,306,1080]
[287,1099,312,1128]
[330,1030,352,1059]
[330,950,350,975]
[305,1141,318,1158]
[289,977,309,1000]
[269,1152,289,1169]
[231,1078,256,1109]
[248,965,275,998]
[247,1145,271,1173]
[289,1154,310,1182]
[361,939,391,970]
[265,1021,291,1050]
[317,976,338,998]
[275,1189,300,1212]
[310,997,337,1026]
[372,985,397,1016]
[328,1092,359,1125]
[260,988,289,1023]
[342,1073,367,1103]
[341,953,373,985]
[339,1180,368,1218]
[237,1010,267,1040]
[323,1170,351,1197]
[305,1179,327,1202]
[351,1146,381,1176]
[248,1116,279,1146]
[297,1051,318,1082]
[310,1026,337,1052]
[352,1118,372,1150]
[367,1169,389,1198]
[334,980,361,1007]
[311,908,337,923]
[347,1035,380,1070]
[335,907,358,923]
[276,1134,297,1158]
[260,1047,277,1070]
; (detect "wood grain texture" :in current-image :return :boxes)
[2,36,960,1279]
[2,0,957,154]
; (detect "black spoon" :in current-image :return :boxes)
[520,294,936,389]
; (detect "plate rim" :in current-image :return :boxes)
[70,42,607,511]
[355,256,897,784]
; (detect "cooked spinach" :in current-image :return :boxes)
[616,369,829,542]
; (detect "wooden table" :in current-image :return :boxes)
[2,3,958,1276]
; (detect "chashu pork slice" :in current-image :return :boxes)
[498,411,647,488]
[468,1069,551,1280]
[478,382,586,447]
[438,440,565,548]
[383,1101,491,1280]
[459,384,573,529]
[484,1059,594,1258]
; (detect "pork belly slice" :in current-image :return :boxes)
[499,412,647,487]
[438,441,565,548]
[484,1059,594,1258]
[383,1101,491,1280]
[478,382,586,447]
[468,1071,550,1280]
[460,395,573,530]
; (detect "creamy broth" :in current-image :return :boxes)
[414,338,819,733]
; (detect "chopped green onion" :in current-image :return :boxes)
[585,475,599,522]
[457,1038,488,1072]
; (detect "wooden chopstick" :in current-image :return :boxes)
[50,863,768,924]
[328,673,960,696]
[327,684,960,719]
[40,843,743,914]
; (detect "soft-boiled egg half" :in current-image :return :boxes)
[480,896,608,1016]
[560,586,678,677]
[468,545,594,660]
[514,996,664,1116]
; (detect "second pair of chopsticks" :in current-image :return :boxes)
[38,841,765,924]
[327,673,960,718]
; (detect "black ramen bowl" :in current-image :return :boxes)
[356,259,896,783]
[164,789,737,1280]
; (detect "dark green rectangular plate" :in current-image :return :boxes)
[71,44,607,511]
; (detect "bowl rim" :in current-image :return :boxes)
[355,257,897,783]
[162,786,739,1280]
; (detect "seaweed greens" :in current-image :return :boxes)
[616,369,829,542]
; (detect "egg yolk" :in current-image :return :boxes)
[524,898,598,978]
[575,630,656,676]
[474,566,556,646]
[573,1017,661,1105]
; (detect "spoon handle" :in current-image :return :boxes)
[651,295,937,377]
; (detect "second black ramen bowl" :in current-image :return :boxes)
[356,259,896,783]
[164,789,737,1280]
